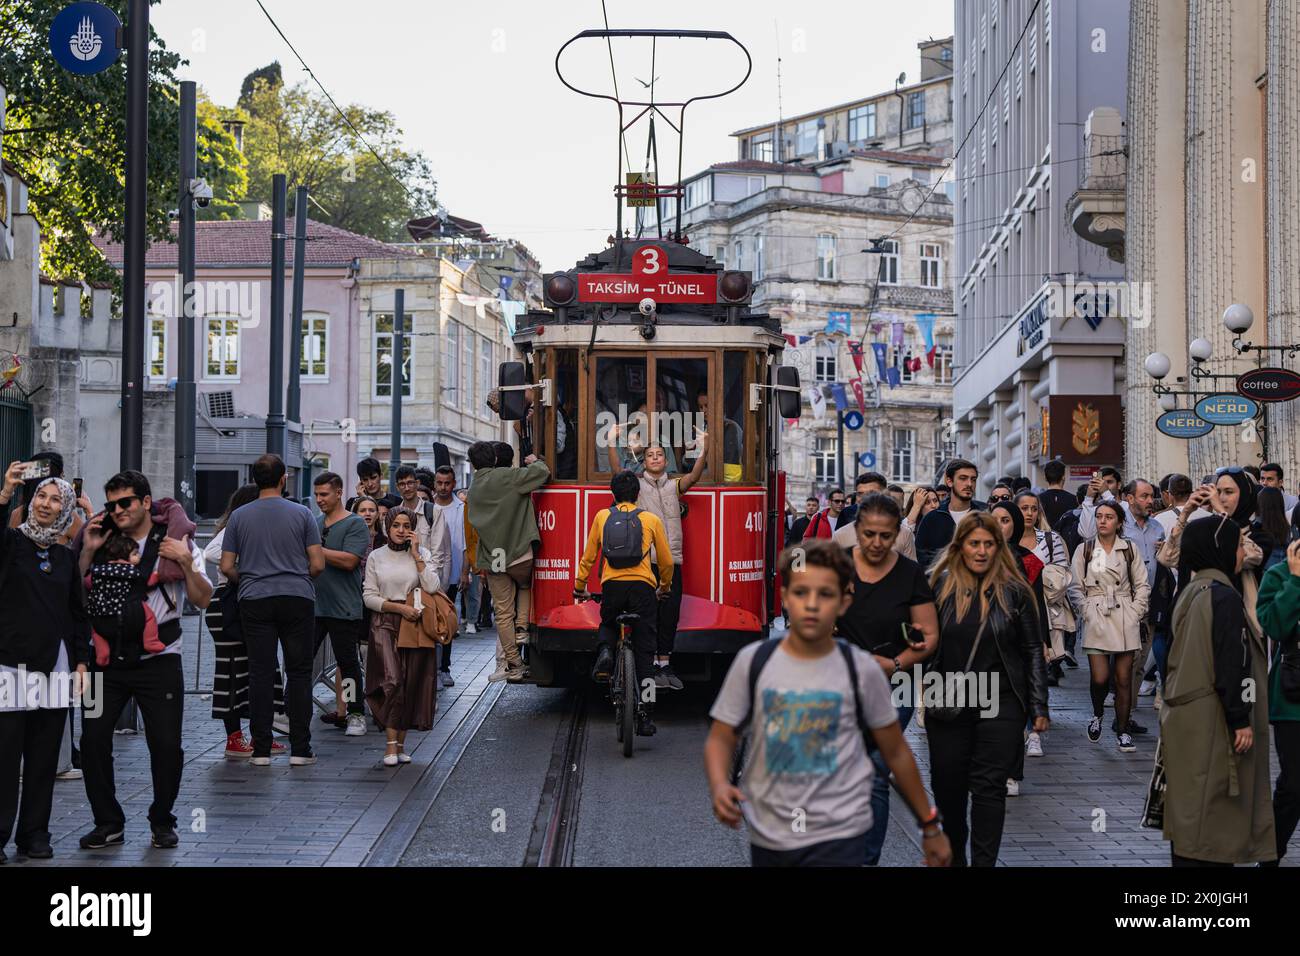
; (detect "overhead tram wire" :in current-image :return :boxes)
[254,0,415,205]
[601,0,633,213]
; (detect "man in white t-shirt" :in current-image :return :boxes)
[395,465,451,587]
[77,470,212,853]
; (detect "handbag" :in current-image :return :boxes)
[925,608,989,722]
[1279,638,1300,705]
[1140,737,1167,829]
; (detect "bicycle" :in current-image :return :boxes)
[574,590,643,758]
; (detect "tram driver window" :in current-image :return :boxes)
[722,352,747,483]
[555,350,578,480]
[594,356,649,475]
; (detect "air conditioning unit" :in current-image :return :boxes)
[830,141,851,158]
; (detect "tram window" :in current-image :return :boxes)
[593,356,649,475]
[555,350,579,480]
[723,351,747,483]
[655,357,709,477]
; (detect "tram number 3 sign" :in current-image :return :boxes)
[577,246,718,304]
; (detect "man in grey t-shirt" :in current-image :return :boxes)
[221,455,324,764]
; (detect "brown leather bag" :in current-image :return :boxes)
[396,553,458,649]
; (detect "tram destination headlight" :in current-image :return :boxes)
[718,270,751,304]
[544,272,577,307]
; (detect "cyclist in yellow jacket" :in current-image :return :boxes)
[575,471,674,735]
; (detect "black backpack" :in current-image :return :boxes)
[601,506,646,569]
[1054,508,1083,559]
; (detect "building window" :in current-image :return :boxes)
[878,239,899,285]
[1028,26,1038,72]
[816,233,837,280]
[300,313,327,380]
[684,176,712,210]
[148,317,166,380]
[205,316,240,380]
[442,320,460,404]
[746,175,765,196]
[374,312,412,398]
[795,120,819,157]
[920,244,942,288]
[875,173,891,189]
[1015,52,1023,98]
[890,346,917,384]
[934,425,957,475]
[463,323,475,412]
[891,428,915,483]
[814,342,838,383]
[714,244,727,268]
[750,134,773,162]
[867,426,882,464]
[753,234,764,281]
[814,436,839,484]
[733,238,745,272]
[906,91,926,130]
[933,345,953,385]
[477,334,492,415]
[848,104,876,142]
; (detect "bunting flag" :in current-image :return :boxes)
[825,311,851,335]
[916,312,937,352]
[871,342,889,383]
[783,333,798,348]
[807,386,827,421]
[830,383,848,411]
[846,339,866,376]
[886,367,901,388]
[891,320,905,347]
[926,345,938,368]
[850,377,867,414]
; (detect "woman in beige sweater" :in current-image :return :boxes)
[363,507,442,766]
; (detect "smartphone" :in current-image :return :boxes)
[17,460,51,481]
[902,623,926,649]
[73,477,83,499]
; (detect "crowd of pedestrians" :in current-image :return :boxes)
[733,456,1300,866]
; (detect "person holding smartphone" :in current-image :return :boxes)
[834,492,939,865]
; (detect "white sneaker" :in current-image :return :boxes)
[1025,732,1043,757]
[56,768,83,781]
[464,623,477,634]
[272,715,291,736]
[1138,680,1156,696]
[345,714,366,736]
[250,756,271,767]
[1006,778,1020,797]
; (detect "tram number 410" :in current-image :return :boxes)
[744,511,763,532]
[538,510,557,531]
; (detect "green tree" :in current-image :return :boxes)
[0,0,247,284]
[241,78,436,242]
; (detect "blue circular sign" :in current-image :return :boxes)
[858,452,876,469]
[842,411,864,431]
[1194,393,1259,425]
[1156,410,1214,439]
[50,2,121,75]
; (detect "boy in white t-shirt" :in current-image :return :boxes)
[704,538,951,867]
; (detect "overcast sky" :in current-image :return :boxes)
[152,0,954,271]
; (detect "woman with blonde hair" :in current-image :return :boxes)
[924,512,1049,866]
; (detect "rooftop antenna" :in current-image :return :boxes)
[774,19,785,183]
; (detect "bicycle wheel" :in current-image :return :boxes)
[621,643,636,758]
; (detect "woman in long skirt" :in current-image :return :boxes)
[363,507,441,766]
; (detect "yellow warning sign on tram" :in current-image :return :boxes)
[626,172,655,207]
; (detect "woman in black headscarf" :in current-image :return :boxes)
[1163,516,1274,865]
[1212,467,1272,573]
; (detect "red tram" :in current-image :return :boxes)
[495,238,802,685]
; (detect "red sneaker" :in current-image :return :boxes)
[270,740,288,755]
[224,731,254,758]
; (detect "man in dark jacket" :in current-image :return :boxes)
[786,497,818,546]
[915,459,985,568]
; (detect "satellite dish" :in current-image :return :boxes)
[897,71,907,85]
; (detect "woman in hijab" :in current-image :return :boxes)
[1163,515,1275,865]
[0,465,90,862]
[362,507,442,766]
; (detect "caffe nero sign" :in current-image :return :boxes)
[1194,393,1259,425]
[1157,410,1214,439]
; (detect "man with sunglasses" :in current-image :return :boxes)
[804,489,849,540]
[76,471,212,852]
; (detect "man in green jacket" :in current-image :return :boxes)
[1255,540,1300,864]
[466,440,549,682]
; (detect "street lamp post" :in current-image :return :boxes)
[120,0,150,471]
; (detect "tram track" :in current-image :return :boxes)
[524,688,590,867]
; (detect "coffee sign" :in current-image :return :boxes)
[1157,410,1214,439]
[1194,393,1258,425]
[1236,367,1300,403]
